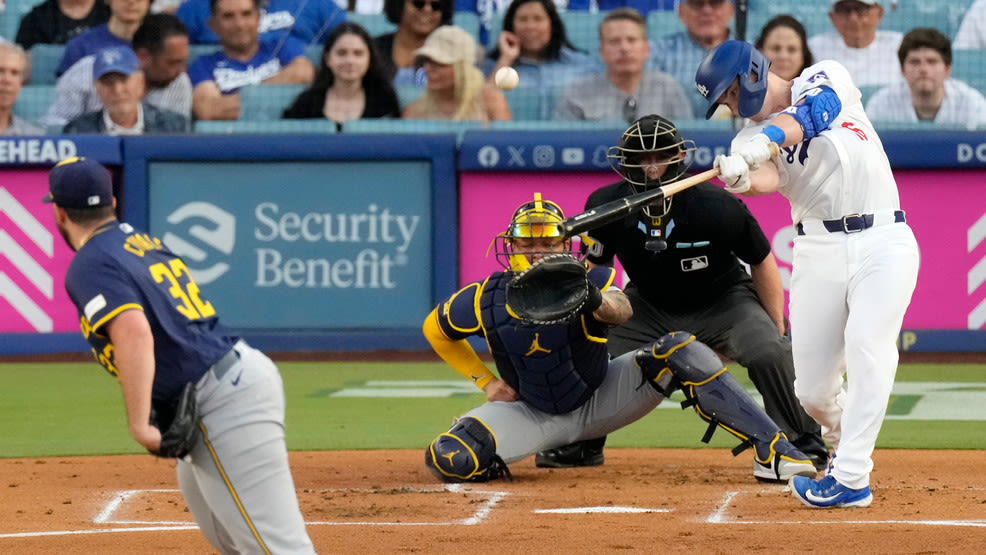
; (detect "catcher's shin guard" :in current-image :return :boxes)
[634,332,814,475]
[425,417,512,483]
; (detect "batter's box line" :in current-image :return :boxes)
[706,490,986,528]
[98,485,511,528]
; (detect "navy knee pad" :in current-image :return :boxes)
[425,416,510,483]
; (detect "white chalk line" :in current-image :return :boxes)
[0,484,511,539]
[534,506,673,514]
[706,488,986,527]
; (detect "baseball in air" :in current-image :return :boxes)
[494,67,519,90]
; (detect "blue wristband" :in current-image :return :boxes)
[762,125,786,145]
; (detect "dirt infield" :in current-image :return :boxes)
[1,449,984,553]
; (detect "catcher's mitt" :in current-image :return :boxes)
[149,381,201,459]
[506,254,603,325]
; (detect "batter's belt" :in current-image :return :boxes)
[796,210,905,236]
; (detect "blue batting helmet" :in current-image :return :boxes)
[694,40,771,119]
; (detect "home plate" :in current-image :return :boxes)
[533,506,673,514]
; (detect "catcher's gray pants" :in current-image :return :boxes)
[607,282,824,455]
[462,351,667,463]
[176,341,316,555]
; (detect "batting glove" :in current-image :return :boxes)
[734,133,774,169]
[715,154,751,194]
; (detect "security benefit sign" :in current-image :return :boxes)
[147,161,432,329]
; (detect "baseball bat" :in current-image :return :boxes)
[558,143,780,238]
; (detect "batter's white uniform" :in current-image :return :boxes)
[731,60,920,489]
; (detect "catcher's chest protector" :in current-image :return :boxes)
[480,273,609,414]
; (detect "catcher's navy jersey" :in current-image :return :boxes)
[435,266,616,414]
[583,181,771,311]
[64,221,234,405]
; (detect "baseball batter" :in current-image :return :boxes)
[422,193,817,483]
[538,115,827,480]
[46,157,315,552]
[696,40,920,508]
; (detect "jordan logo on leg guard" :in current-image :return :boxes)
[441,450,460,464]
[525,334,551,356]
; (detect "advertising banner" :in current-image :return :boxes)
[147,161,434,329]
[459,168,986,331]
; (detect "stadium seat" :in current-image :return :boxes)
[746,0,829,39]
[503,88,542,121]
[951,49,986,96]
[194,119,339,134]
[453,12,482,44]
[305,43,323,67]
[27,44,65,85]
[347,12,396,37]
[12,83,54,124]
[342,118,482,141]
[646,9,685,39]
[560,11,604,54]
[396,85,425,109]
[489,120,625,131]
[239,84,307,120]
[2,0,44,41]
[187,44,222,67]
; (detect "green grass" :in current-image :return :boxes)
[1,360,984,458]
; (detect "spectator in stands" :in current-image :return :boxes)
[954,0,986,50]
[375,0,454,87]
[648,0,734,118]
[807,0,902,87]
[0,43,45,135]
[44,14,191,129]
[482,0,596,91]
[554,8,691,122]
[15,0,112,50]
[63,45,189,133]
[404,25,510,121]
[57,0,151,76]
[188,0,315,121]
[283,22,400,129]
[755,14,814,81]
[865,28,986,130]
[176,0,347,45]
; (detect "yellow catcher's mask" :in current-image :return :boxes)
[493,193,569,272]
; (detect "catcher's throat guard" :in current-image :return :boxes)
[634,332,805,466]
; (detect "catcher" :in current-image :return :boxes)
[422,193,818,483]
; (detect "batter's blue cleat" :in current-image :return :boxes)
[789,475,873,508]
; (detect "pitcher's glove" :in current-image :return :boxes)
[506,254,602,325]
[149,381,201,459]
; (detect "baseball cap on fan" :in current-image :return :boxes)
[92,46,140,80]
[413,25,476,66]
[43,157,113,208]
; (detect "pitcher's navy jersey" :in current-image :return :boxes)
[64,221,233,405]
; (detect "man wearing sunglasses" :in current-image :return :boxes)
[807,0,902,87]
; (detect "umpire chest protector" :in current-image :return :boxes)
[480,272,610,415]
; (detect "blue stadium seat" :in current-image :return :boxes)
[453,12,482,44]
[27,44,65,85]
[347,12,396,37]
[951,49,986,96]
[503,88,542,121]
[342,118,482,140]
[561,11,604,54]
[12,83,54,124]
[304,43,323,67]
[489,120,625,131]
[746,0,829,40]
[646,9,685,39]
[188,44,222,67]
[194,119,339,134]
[239,84,307,120]
[3,0,44,41]
[396,85,425,109]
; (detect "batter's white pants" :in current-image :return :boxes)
[790,223,919,489]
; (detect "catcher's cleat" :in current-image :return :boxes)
[535,438,606,468]
[753,451,817,483]
[789,475,873,508]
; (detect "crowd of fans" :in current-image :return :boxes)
[1,0,984,135]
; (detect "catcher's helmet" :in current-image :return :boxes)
[494,193,571,271]
[695,40,771,119]
[608,114,696,217]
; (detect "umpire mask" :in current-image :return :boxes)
[607,114,696,218]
